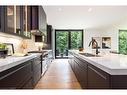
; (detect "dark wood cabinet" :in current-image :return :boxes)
[32,55,42,86]
[0,6,31,39]
[0,60,33,89]
[46,25,52,49]
[87,64,110,89]
[22,6,31,38]
[5,6,15,33]
[73,57,87,88]
[0,6,47,39]
[31,6,39,30]
[31,6,47,43]
[0,55,42,89]
[70,53,110,89]
[69,52,127,89]
[31,6,47,32]
[0,6,4,32]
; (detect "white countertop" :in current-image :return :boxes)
[70,50,127,75]
[0,53,42,73]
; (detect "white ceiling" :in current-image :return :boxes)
[43,6,127,29]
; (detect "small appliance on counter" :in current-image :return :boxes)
[0,43,9,58]
[0,50,8,58]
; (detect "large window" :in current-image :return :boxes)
[119,30,127,54]
[55,30,83,58]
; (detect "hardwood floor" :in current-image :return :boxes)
[35,59,81,89]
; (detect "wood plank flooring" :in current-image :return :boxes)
[35,59,81,89]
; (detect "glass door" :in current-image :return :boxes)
[55,31,69,58]
[55,30,83,59]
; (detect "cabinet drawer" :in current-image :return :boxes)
[74,57,87,69]
[0,61,32,89]
[22,78,33,89]
[33,70,41,86]
[88,65,110,89]
[33,63,41,73]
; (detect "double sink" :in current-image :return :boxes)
[79,53,101,57]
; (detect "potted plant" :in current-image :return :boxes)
[0,43,8,58]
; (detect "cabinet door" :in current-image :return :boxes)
[88,65,110,89]
[26,6,31,38]
[31,6,38,30]
[22,6,31,38]
[0,6,4,32]
[16,6,22,35]
[47,25,52,49]
[74,59,87,88]
[32,56,42,86]
[0,61,32,89]
[5,6,15,33]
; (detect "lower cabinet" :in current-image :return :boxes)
[70,55,110,89]
[87,64,110,89]
[0,55,42,89]
[73,59,87,88]
[32,56,42,86]
[69,53,127,89]
[0,61,33,89]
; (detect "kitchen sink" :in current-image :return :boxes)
[79,53,101,57]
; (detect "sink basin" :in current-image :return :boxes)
[79,53,101,57]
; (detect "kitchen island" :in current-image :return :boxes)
[0,53,42,89]
[69,50,127,89]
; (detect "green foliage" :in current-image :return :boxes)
[71,32,82,49]
[119,30,127,54]
[56,31,83,54]
[0,43,7,50]
[56,32,68,53]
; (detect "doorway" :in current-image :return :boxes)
[55,30,83,59]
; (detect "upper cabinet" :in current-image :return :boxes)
[6,6,15,33]
[0,6,33,39]
[31,6,39,30]
[0,6,47,40]
[22,6,31,38]
[0,7,4,32]
[16,6,21,35]
[31,6,47,42]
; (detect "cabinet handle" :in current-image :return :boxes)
[88,66,107,80]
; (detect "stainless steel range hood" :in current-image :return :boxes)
[31,30,45,36]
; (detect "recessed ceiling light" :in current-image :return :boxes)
[58,8,62,11]
[88,8,92,12]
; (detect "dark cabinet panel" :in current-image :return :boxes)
[46,25,52,49]
[0,6,4,32]
[0,6,31,39]
[22,6,31,38]
[31,6,39,30]
[32,56,42,86]
[70,52,127,89]
[31,6,47,43]
[0,61,32,89]
[0,55,42,89]
[87,65,110,89]
[22,78,33,89]
[5,6,15,33]
[16,6,22,35]
[73,58,87,88]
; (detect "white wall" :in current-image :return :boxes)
[84,28,103,50]
[101,17,127,52]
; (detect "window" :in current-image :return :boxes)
[55,30,83,58]
[119,30,127,54]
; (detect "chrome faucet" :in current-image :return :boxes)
[89,38,100,55]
